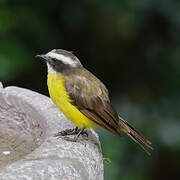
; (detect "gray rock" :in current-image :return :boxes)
[0,82,104,180]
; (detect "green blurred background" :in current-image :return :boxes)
[0,0,180,179]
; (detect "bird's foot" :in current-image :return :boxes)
[54,127,88,141]
[54,127,79,137]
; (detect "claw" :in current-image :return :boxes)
[82,131,88,137]
[54,127,88,141]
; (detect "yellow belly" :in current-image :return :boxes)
[47,72,97,129]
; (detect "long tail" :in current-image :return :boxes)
[118,116,153,155]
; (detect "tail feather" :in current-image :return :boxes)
[118,116,153,155]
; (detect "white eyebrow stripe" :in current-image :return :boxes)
[47,51,77,67]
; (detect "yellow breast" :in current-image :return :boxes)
[47,72,97,129]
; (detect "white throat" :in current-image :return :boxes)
[47,63,56,73]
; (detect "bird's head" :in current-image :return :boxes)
[36,49,82,73]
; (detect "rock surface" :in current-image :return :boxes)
[0,83,104,180]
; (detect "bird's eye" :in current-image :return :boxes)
[51,58,56,62]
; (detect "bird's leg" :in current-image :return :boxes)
[54,127,88,141]
[81,129,88,138]
[73,128,87,141]
[54,127,80,137]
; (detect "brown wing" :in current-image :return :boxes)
[64,68,121,136]
[64,68,153,154]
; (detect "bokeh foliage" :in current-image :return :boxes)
[0,0,180,179]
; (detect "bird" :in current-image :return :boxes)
[36,49,152,155]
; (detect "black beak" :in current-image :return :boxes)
[35,54,48,61]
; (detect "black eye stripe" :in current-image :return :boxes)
[51,58,56,62]
[51,57,66,63]
[49,58,66,67]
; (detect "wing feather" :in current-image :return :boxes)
[64,68,120,134]
[64,68,153,154]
